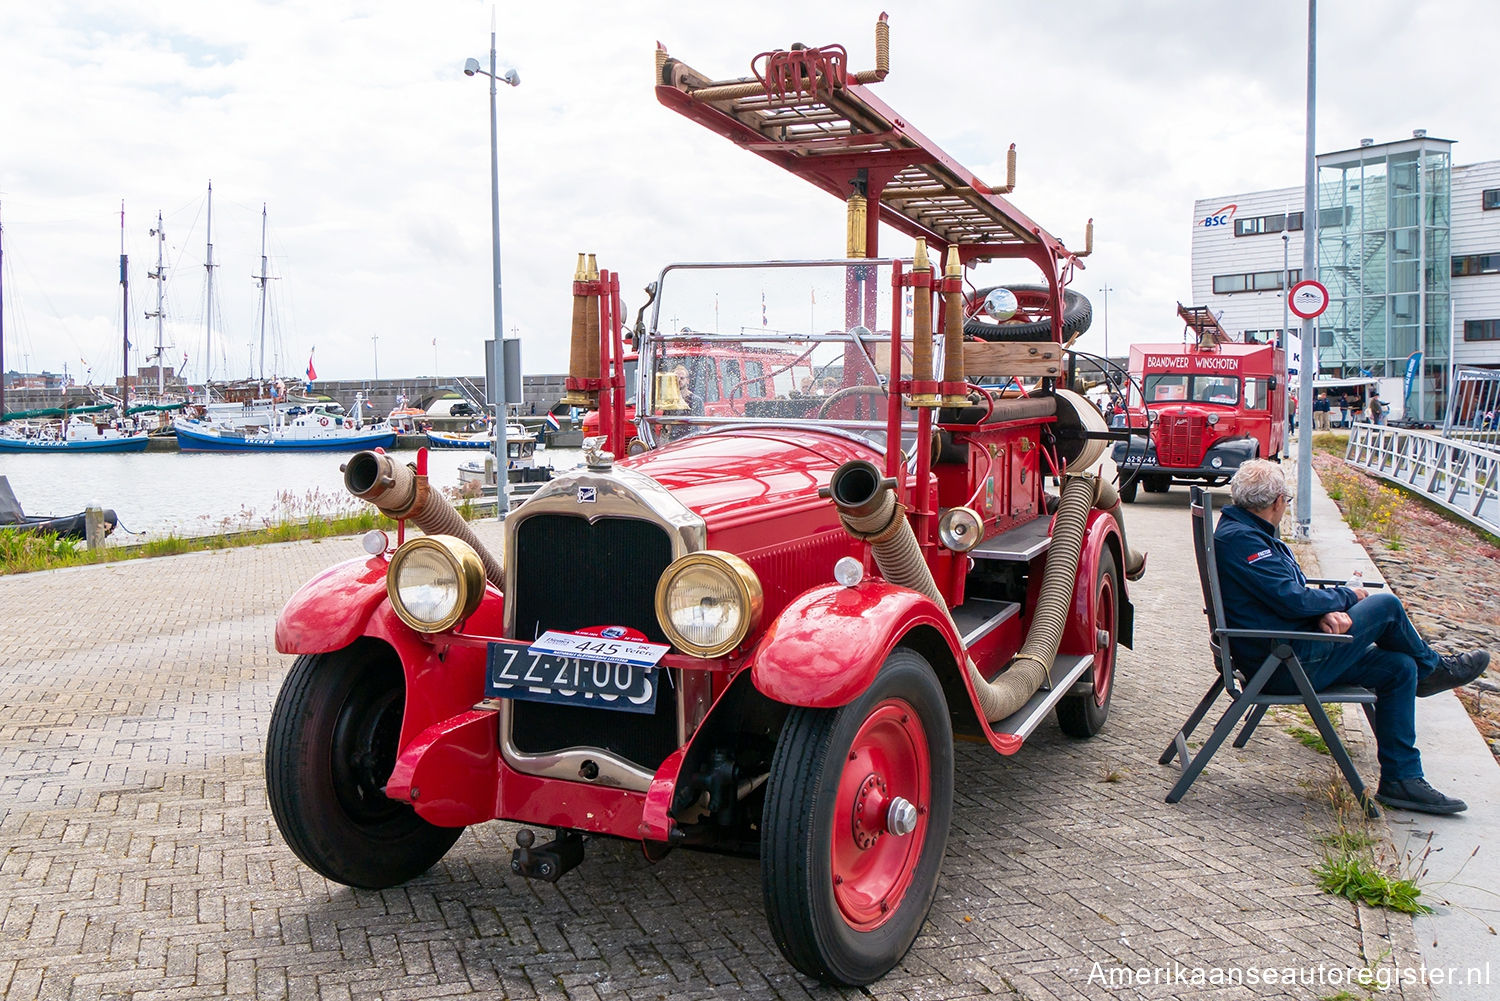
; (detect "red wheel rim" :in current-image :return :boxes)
[830,698,930,931]
[1094,571,1116,707]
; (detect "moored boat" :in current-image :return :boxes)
[426,428,496,449]
[0,415,150,453]
[174,392,397,452]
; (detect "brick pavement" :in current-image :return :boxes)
[0,501,1432,999]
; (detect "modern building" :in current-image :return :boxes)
[1191,132,1500,421]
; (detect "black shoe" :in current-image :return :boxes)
[1416,650,1490,698]
[1375,778,1468,815]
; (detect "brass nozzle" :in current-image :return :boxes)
[562,252,593,405]
[941,247,967,403]
[913,237,930,272]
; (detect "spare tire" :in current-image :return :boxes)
[964,284,1093,342]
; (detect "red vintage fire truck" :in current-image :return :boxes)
[1110,304,1286,502]
[266,19,1144,987]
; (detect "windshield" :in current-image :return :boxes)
[642,261,920,445]
[1132,374,1241,407]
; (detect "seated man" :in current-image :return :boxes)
[1214,460,1489,815]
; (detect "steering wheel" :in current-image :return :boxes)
[817,385,889,421]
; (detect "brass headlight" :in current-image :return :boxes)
[655,551,763,657]
[386,535,486,633]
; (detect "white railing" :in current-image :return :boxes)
[1443,367,1500,452]
[1345,423,1500,535]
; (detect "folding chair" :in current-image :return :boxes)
[1160,486,1380,817]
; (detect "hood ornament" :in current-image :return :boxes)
[582,436,615,471]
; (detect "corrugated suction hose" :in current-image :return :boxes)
[342,450,505,591]
[826,460,1097,723]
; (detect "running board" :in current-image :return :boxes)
[986,653,1094,752]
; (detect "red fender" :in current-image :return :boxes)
[275,555,391,655]
[1059,509,1123,654]
[276,554,507,827]
[752,580,965,708]
[386,710,500,827]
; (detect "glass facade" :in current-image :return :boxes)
[1316,139,1452,419]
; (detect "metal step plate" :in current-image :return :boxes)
[988,653,1095,740]
[949,598,1019,647]
[970,515,1051,562]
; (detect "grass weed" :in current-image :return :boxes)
[0,485,484,576]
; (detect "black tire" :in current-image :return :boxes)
[266,640,463,888]
[963,284,1093,341]
[762,648,954,986]
[1056,549,1119,738]
[1118,477,1138,503]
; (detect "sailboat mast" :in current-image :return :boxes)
[153,211,165,395]
[122,204,131,407]
[204,180,215,387]
[257,204,268,382]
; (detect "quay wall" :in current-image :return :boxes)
[4,374,572,418]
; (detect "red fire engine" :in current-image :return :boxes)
[1111,303,1286,502]
[266,18,1145,986]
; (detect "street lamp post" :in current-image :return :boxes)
[465,34,519,518]
[1098,284,1113,383]
[1283,232,1292,434]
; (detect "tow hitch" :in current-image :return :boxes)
[511,828,585,882]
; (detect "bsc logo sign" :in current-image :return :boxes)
[1201,203,1237,228]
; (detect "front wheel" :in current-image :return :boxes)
[1056,550,1119,738]
[762,649,954,986]
[265,639,463,888]
[1118,477,1139,503]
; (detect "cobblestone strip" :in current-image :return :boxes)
[0,505,1432,999]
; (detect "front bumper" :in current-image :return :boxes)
[1111,436,1259,480]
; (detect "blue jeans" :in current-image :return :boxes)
[1269,593,1440,782]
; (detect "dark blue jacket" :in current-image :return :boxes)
[1213,505,1358,664]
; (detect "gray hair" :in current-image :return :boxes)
[1229,459,1290,511]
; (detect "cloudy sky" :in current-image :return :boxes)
[1,0,1495,388]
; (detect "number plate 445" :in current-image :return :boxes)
[484,639,659,714]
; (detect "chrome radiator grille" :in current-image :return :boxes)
[508,514,679,769]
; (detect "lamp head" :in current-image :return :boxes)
[500,67,520,87]
[463,57,481,77]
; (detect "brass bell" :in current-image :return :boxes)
[937,506,984,553]
[655,371,688,412]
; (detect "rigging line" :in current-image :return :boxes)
[8,244,89,371]
[165,200,205,305]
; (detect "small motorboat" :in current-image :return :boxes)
[0,475,117,541]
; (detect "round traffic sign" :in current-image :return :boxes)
[1289,280,1330,319]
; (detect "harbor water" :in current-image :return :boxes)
[1,446,580,541]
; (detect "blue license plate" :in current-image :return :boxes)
[485,640,660,714]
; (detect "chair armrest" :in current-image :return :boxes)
[1305,577,1385,589]
[1216,627,1354,644]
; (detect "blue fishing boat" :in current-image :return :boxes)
[174,391,395,452]
[0,416,151,453]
